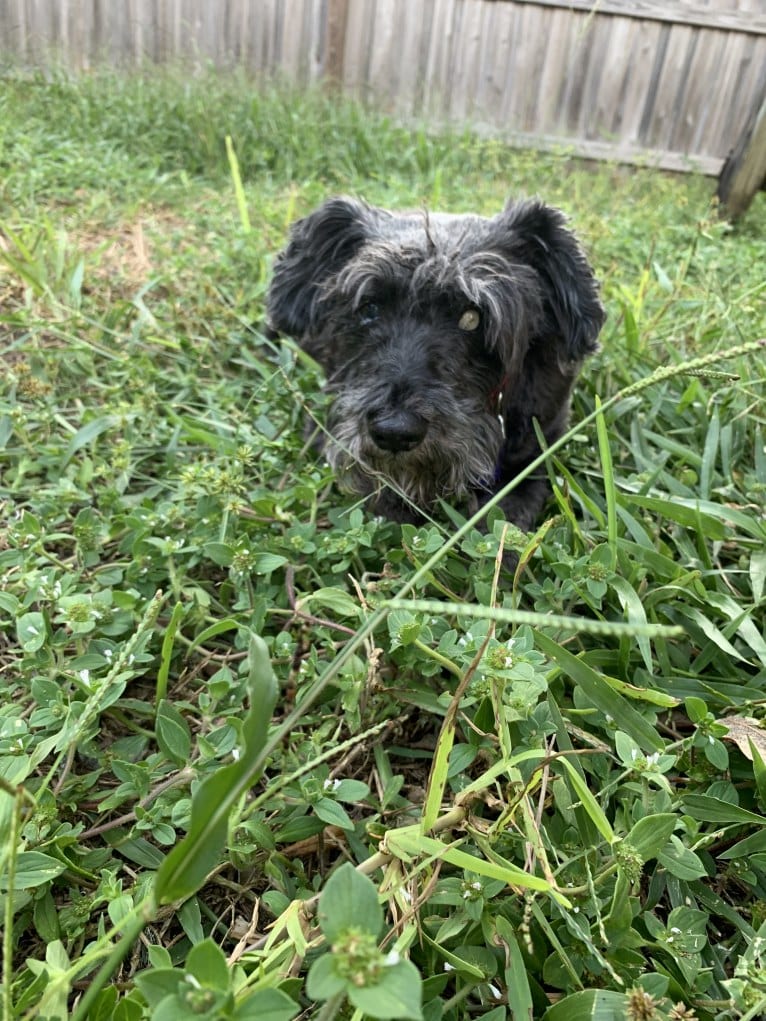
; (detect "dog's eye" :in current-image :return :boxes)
[458,309,481,331]
[360,302,381,326]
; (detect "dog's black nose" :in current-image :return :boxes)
[367,410,427,452]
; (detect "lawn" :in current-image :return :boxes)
[1,66,765,1021]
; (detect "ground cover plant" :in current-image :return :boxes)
[1,65,765,1021]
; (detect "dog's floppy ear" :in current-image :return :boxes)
[491,199,605,360]
[267,196,372,340]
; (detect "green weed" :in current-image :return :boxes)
[1,66,765,1021]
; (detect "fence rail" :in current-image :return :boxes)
[2,0,765,177]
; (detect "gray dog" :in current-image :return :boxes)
[267,196,605,531]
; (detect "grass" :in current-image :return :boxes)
[1,64,765,1021]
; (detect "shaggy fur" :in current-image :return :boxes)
[267,196,605,530]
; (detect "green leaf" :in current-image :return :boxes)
[317,862,383,942]
[594,399,617,569]
[17,611,46,652]
[681,794,766,827]
[495,916,534,1021]
[253,553,289,574]
[386,827,569,905]
[186,938,230,991]
[154,633,278,904]
[155,699,192,765]
[332,779,370,802]
[305,953,346,1001]
[204,542,234,566]
[300,586,361,618]
[626,814,676,861]
[542,988,629,1020]
[133,969,180,1008]
[751,740,766,811]
[156,601,185,703]
[314,797,354,831]
[656,836,707,880]
[422,933,485,977]
[609,575,651,672]
[60,414,120,467]
[685,607,749,663]
[534,631,663,753]
[178,897,205,944]
[0,591,20,615]
[0,851,66,890]
[559,758,614,844]
[751,549,766,603]
[233,988,299,1021]
[719,827,766,860]
[187,618,240,656]
[348,959,423,1021]
[684,696,708,724]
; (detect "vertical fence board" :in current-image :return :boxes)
[1,0,765,180]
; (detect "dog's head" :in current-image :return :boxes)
[267,196,605,513]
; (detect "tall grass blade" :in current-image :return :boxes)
[226,134,251,233]
[154,633,277,904]
[533,631,664,752]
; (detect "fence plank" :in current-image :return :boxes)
[1,0,764,186]
[503,0,766,35]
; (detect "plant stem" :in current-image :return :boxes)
[412,639,462,677]
[314,991,345,1021]
[2,788,23,1021]
[68,907,149,1021]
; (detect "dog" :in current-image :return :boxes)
[267,196,605,531]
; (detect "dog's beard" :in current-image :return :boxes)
[323,388,504,510]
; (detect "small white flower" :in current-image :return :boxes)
[383,951,401,966]
[670,927,682,934]
[231,748,241,762]
[443,963,455,972]
[79,669,90,686]
[323,778,342,791]
[488,984,501,999]
[104,649,113,661]
[647,752,660,766]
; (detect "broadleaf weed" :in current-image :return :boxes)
[0,65,764,1021]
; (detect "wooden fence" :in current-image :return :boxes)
[2,0,766,178]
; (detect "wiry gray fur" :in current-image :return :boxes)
[267,196,605,530]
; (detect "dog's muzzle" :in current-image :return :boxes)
[366,408,428,453]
